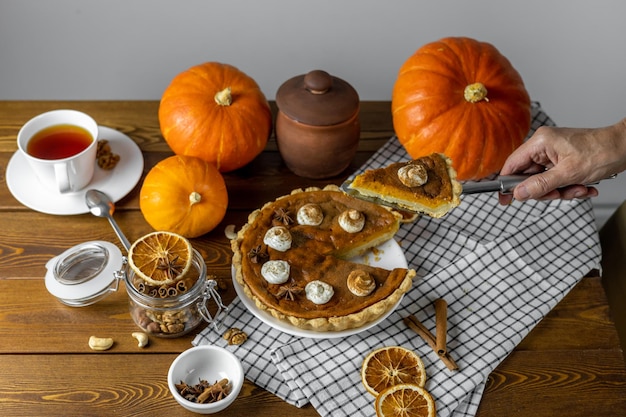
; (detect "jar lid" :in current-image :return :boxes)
[44,241,123,307]
[275,70,359,126]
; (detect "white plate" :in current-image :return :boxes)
[6,126,144,215]
[232,238,409,339]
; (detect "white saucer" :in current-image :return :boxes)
[6,126,144,215]
[232,239,408,339]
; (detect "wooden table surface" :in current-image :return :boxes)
[1,101,625,417]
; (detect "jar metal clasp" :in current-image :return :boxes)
[113,256,128,281]
[198,279,229,332]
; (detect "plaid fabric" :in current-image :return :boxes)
[194,103,601,417]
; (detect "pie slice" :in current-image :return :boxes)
[346,153,462,218]
[231,185,416,332]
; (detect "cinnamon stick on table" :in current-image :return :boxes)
[435,298,448,356]
[403,299,459,371]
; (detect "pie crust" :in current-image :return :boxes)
[347,153,462,218]
[231,185,416,332]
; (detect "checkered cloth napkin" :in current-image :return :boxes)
[194,103,602,417]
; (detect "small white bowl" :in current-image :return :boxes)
[168,345,244,414]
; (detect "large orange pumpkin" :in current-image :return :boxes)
[159,62,272,172]
[392,37,531,180]
[140,155,228,238]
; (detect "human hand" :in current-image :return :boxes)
[498,119,626,205]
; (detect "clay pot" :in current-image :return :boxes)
[275,70,360,179]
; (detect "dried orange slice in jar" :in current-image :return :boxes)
[361,346,426,396]
[128,231,193,286]
[375,383,436,417]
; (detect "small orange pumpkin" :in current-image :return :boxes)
[159,62,272,172]
[392,37,531,180]
[139,155,228,238]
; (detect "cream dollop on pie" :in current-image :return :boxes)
[231,185,416,332]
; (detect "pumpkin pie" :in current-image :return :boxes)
[346,153,462,218]
[231,185,416,332]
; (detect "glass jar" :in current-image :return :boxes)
[125,249,209,338]
[45,242,227,338]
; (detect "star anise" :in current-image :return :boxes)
[248,245,268,264]
[276,282,303,301]
[273,208,294,225]
[156,255,183,280]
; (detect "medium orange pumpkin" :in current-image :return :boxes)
[392,37,531,180]
[159,62,272,172]
[139,155,228,238]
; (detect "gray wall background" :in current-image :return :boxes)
[2,0,625,225]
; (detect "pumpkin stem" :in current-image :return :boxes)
[214,87,233,106]
[464,82,489,103]
[189,191,202,205]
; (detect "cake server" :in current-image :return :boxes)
[462,174,543,194]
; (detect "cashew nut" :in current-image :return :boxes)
[131,332,149,348]
[224,224,237,240]
[88,335,114,351]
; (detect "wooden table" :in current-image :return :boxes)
[1,101,625,417]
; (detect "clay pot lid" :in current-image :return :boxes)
[276,70,359,126]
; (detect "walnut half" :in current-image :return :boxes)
[223,327,247,345]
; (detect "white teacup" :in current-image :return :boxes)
[17,110,99,194]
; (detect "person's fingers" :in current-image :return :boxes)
[531,189,562,201]
[587,186,600,198]
[556,185,599,200]
[498,193,513,206]
[502,182,598,204]
[499,150,536,176]
[512,170,569,201]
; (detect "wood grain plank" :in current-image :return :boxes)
[0,279,198,354]
[477,349,626,417]
[0,354,319,417]
[517,277,623,351]
[0,210,249,280]
[1,349,624,417]
[0,101,394,152]
[0,278,619,355]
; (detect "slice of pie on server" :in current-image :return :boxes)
[344,153,462,218]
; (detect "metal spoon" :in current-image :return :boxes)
[85,189,131,251]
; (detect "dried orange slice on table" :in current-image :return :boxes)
[361,346,427,396]
[128,231,193,286]
[375,383,436,417]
